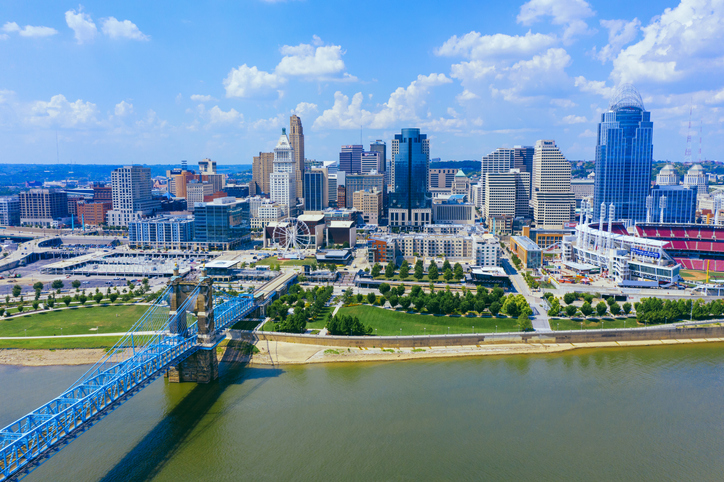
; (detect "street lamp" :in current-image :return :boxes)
[472,325,474,334]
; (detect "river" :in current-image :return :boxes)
[2,343,724,481]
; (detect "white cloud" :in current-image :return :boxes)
[579,129,597,137]
[276,42,345,77]
[208,105,242,124]
[101,17,149,41]
[492,48,572,102]
[26,94,98,128]
[517,0,595,41]
[574,76,615,98]
[292,102,318,119]
[114,101,133,116]
[561,114,587,124]
[551,98,577,108]
[223,64,285,98]
[610,0,724,84]
[65,7,97,44]
[595,18,640,62]
[251,114,286,130]
[449,60,496,84]
[2,21,58,38]
[190,94,216,102]
[313,73,453,130]
[456,89,479,103]
[435,31,557,59]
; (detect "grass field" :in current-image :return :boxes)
[336,305,520,336]
[255,256,317,267]
[0,336,123,350]
[680,269,724,281]
[549,316,640,330]
[260,305,333,332]
[0,305,148,337]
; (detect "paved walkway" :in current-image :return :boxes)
[502,258,552,332]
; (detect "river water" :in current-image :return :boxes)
[2,343,724,481]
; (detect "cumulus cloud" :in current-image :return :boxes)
[190,94,216,102]
[223,64,285,98]
[456,89,479,103]
[2,21,58,38]
[313,73,453,130]
[579,129,597,137]
[491,48,572,102]
[595,18,640,62]
[276,42,346,77]
[435,31,557,59]
[517,0,595,41]
[609,0,724,84]
[574,76,615,98]
[65,7,97,44]
[561,114,587,124]
[114,101,133,116]
[101,17,149,41]
[292,102,318,119]
[26,94,99,128]
[208,105,242,124]
[551,98,577,108]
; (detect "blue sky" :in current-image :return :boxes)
[0,0,722,166]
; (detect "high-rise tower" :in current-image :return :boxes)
[389,128,431,230]
[532,140,575,228]
[593,84,653,222]
[290,115,305,198]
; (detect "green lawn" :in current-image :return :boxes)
[230,318,260,331]
[255,256,317,267]
[0,305,149,337]
[0,336,123,350]
[260,304,333,332]
[549,316,640,330]
[336,304,520,336]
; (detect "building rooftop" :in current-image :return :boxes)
[512,235,542,252]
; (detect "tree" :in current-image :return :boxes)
[502,297,520,317]
[356,293,364,303]
[389,294,399,308]
[623,302,632,315]
[396,285,405,297]
[94,293,104,304]
[442,259,452,273]
[371,263,382,277]
[367,292,376,304]
[428,262,439,281]
[378,283,391,296]
[47,299,54,309]
[453,263,464,281]
[72,280,81,289]
[79,294,88,305]
[62,296,72,307]
[596,301,607,317]
[399,260,409,279]
[414,260,424,281]
[610,302,621,316]
[583,293,594,304]
[385,262,396,279]
[580,302,593,317]
[413,297,426,312]
[109,293,119,303]
[547,298,561,317]
[32,300,40,310]
[565,305,577,317]
[399,296,412,310]
[17,304,24,313]
[563,292,576,305]
[326,314,372,336]
[489,301,501,316]
[518,313,533,331]
[12,285,21,298]
[443,268,453,282]
[606,296,616,307]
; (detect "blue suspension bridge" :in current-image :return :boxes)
[0,267,258,481]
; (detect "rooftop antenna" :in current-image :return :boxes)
[684,102,693,164]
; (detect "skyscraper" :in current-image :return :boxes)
[361,151,381,174]
[270,129,296,214]
[304,168,328,211]
[479,148,515,206]
[251,151,274,196]
[514,146,534,192]
[339,145,363,175]
[389,128,431,230]
[594,84,653,222]
[106,166,160,226]
[532,140,575,228]
[290,115,305,198]
[370,140,387,173]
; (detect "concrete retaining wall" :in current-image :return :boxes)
[228,325,724,349]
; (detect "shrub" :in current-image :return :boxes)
[565,305,577,317]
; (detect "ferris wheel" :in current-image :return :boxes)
[271,217,313,254]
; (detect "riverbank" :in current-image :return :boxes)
[3,336,723,367]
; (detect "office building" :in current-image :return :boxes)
[290,115,305,198]
[571,179,594,206]
[510,236,542,269]
[77,202,111,226]
[471,182,485,209]
[251,151,274,196]
[479,148,516,205]
[390,131,429,195]
[106,166,160,227]
[252,202,285,229]
[452,170,470,197]
[684,164,707,194]
[186,181,215,208]
[339,145,363,175]
[304,168,328,211]
[337,185,346,209]
[270,128,296,212]
[353,189,383,225]
[345,173,384,209]
[428,168,457,197]
[484,170,530,222]
[328,174,339,207]
[594,84,653,222]
[531,140,575,229]
[361,151,381,174]
[370,140,387,174]
[223,184,249,198]
[432,195,475,225]
[514,146,535,192]
[194,197,250,249]
[474,233,502,267]
[389,128,431,230]
[649,185,697,224]
[0,196,20,226]
[656,164,679,186]
[128,215,195,249]
[19,189,68,226]
[198,158,216,175]
[92,186,112,203]
[171,171,195,199]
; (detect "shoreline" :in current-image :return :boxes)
[2,337,723,367]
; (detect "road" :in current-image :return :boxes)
[501,257,552,332]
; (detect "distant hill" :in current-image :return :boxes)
[429,160,479,174]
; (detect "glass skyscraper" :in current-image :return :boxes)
[390,128,430,213]
[594,84,653,222]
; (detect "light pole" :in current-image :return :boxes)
[472,325,474,334]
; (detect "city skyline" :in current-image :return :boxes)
[1,0,723,165]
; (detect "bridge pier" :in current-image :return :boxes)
[167,265,219,384]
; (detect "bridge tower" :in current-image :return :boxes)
[167,264,219,383]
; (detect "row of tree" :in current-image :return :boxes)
[371,259,465,282]
[547,294,633,318]
[326,314,372,336]
[266,285,335,333]
[635,297,724,324]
